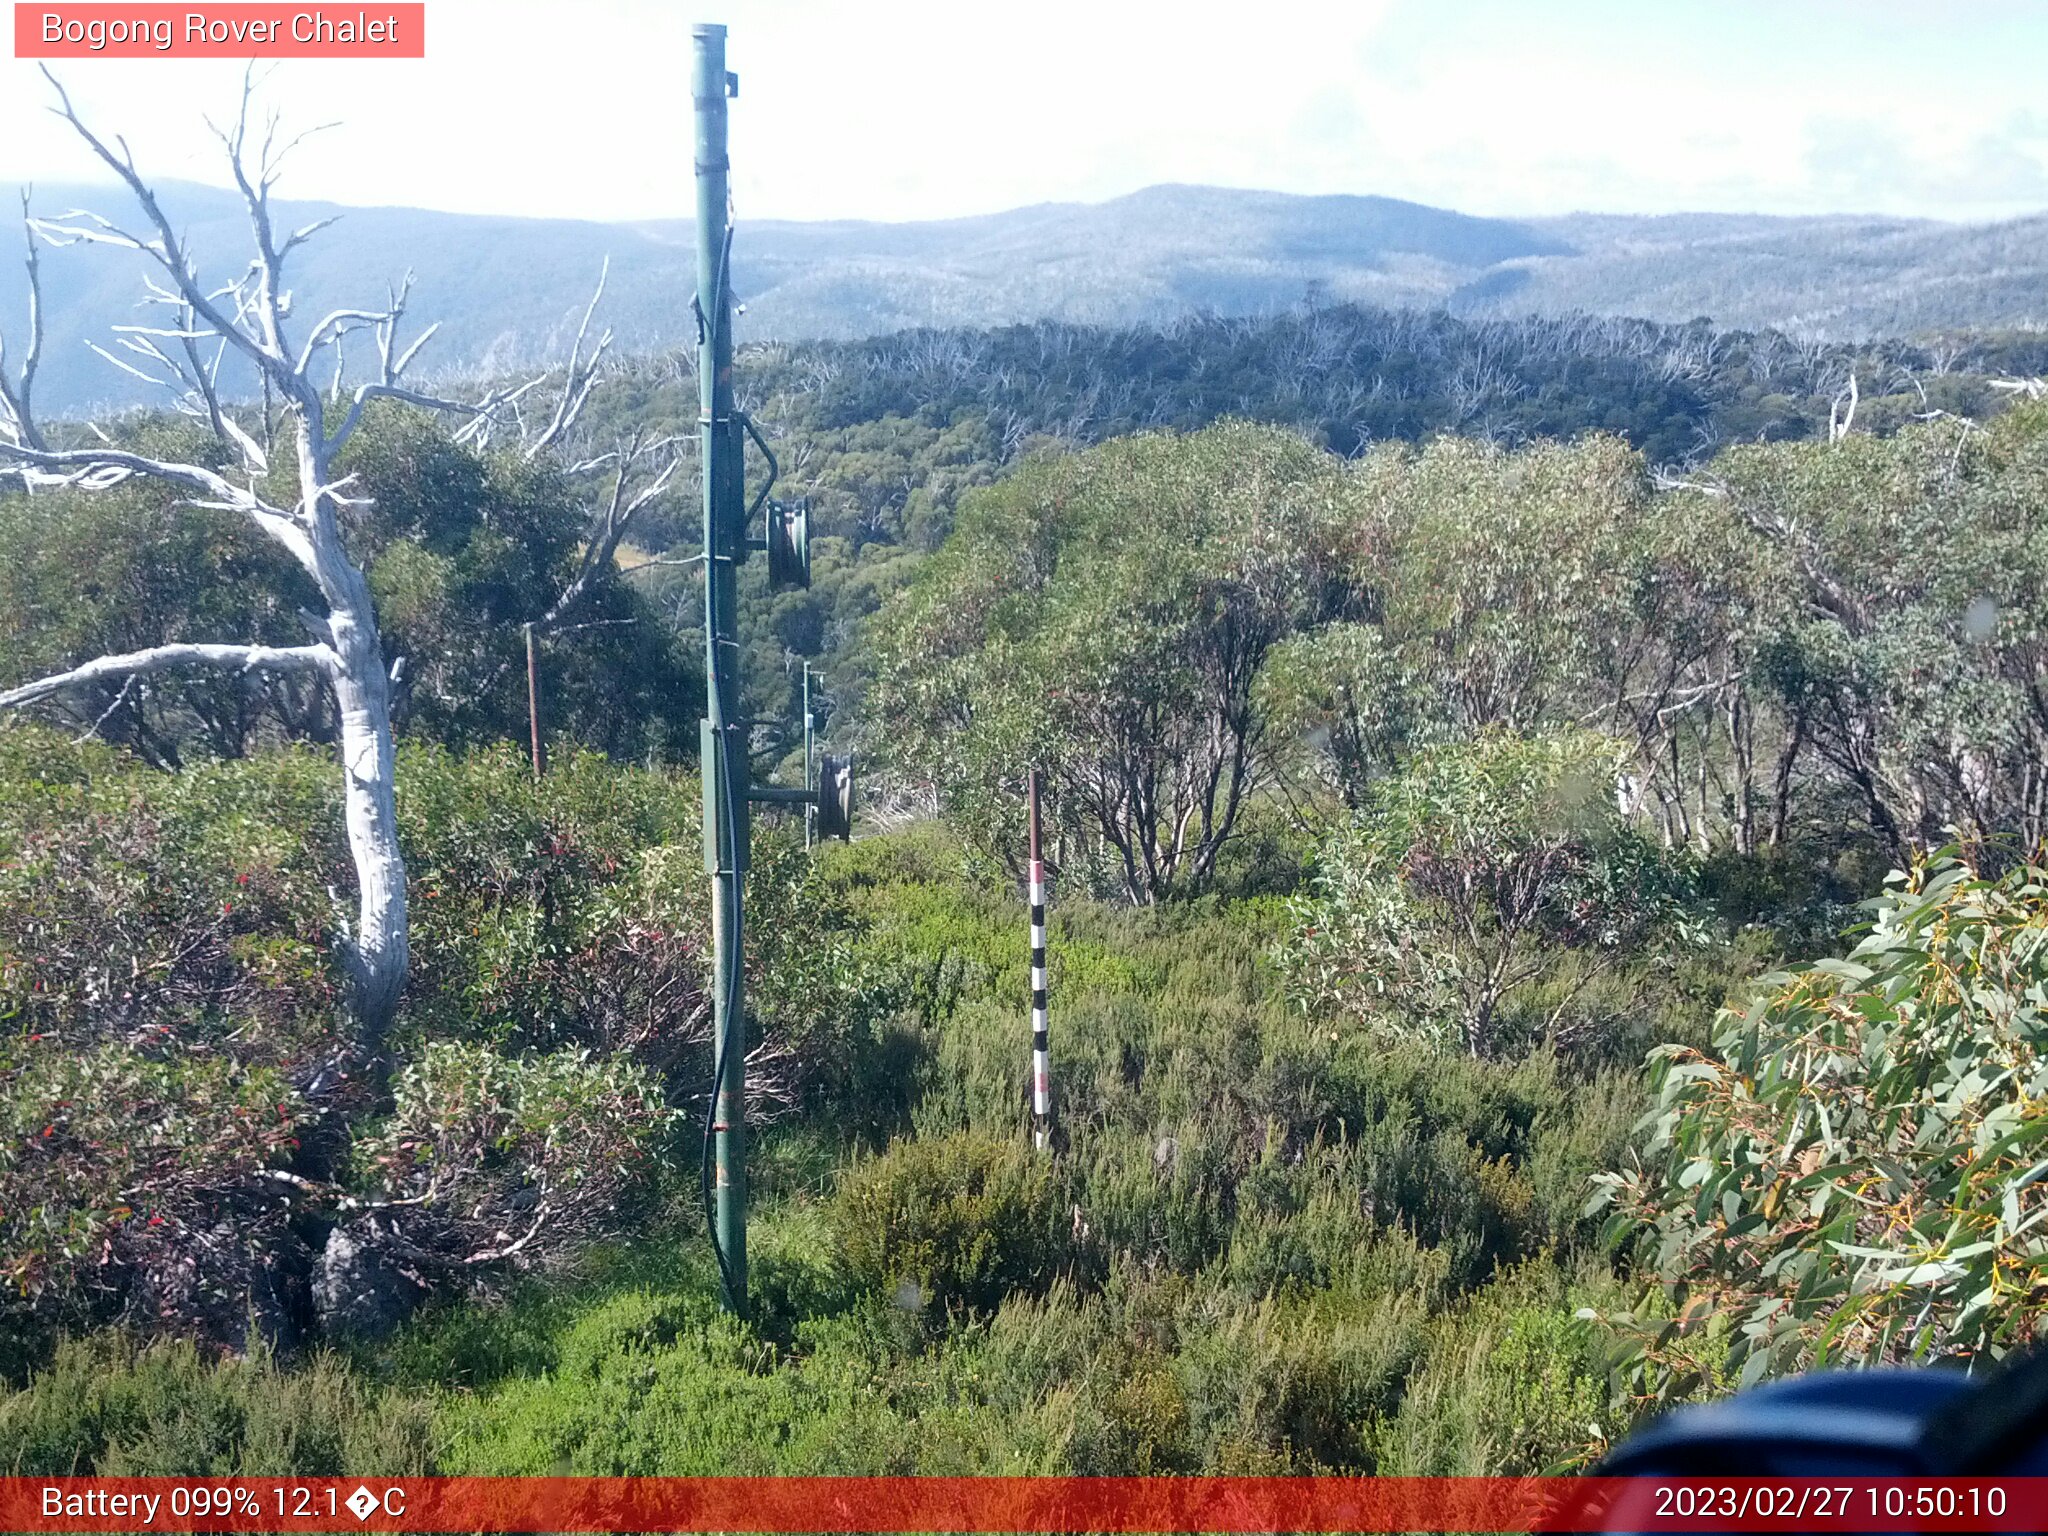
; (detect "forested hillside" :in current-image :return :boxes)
[1493,209,2048,336]
[9,179,2048,413]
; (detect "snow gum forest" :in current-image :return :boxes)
[4,78,2048,1478]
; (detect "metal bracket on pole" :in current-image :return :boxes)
[741,412,778,525]
[748,754,852,843]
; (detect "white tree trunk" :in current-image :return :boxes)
[0,74,624,1056]
[290,396,411,1048]
[328,580,408,1047]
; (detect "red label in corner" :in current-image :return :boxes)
[15,4,426,57]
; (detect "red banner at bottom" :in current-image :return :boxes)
[5,1475,2045,1532]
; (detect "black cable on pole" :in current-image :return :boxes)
[701,858,741,1305]
[699,211,743,1310]
[699,655,744,1308]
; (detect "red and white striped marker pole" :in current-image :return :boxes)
[1027,769,1051,1151]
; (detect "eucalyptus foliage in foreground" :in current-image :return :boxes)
[1595,850,2048,1400]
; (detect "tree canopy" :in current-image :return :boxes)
[0,407,701,765]
[874,422,1360,901]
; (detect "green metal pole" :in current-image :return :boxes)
[693,21,746,1316]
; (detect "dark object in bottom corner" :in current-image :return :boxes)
[1599,1349,2048,1477]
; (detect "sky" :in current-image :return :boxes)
[3,0,2046,226]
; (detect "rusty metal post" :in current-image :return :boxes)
[524,621,545,778]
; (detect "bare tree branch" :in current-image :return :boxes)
[537,430,683,633]
[0,191,47,453]
[38,66,291,393]
[0,641,335,710]
[1991,376,2048,401]
[1651,468,1729,497]
[0,438,316,565]
[325,378,528,458]
[1829,370,1860,442]
[616,553,704,576]
[524,258,613,459]
[296,305,392,376]
[70,672,141,744]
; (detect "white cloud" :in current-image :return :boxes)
[1,0,2042,223]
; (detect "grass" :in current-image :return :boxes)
[2,820,1734,1476]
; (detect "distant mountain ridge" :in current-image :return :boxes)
[3,179,2043,413]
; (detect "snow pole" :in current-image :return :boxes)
[1028,769,1051,1151]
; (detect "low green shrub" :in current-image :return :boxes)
[833,1132,1063,1315]
[0,729,889,1358]
[1364,1256,1624,1474]
[350,1040,679,1273]
[0,1335,432,1476]
[1281,727,1702,1058]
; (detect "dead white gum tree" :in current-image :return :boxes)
[0,70,659,1059]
